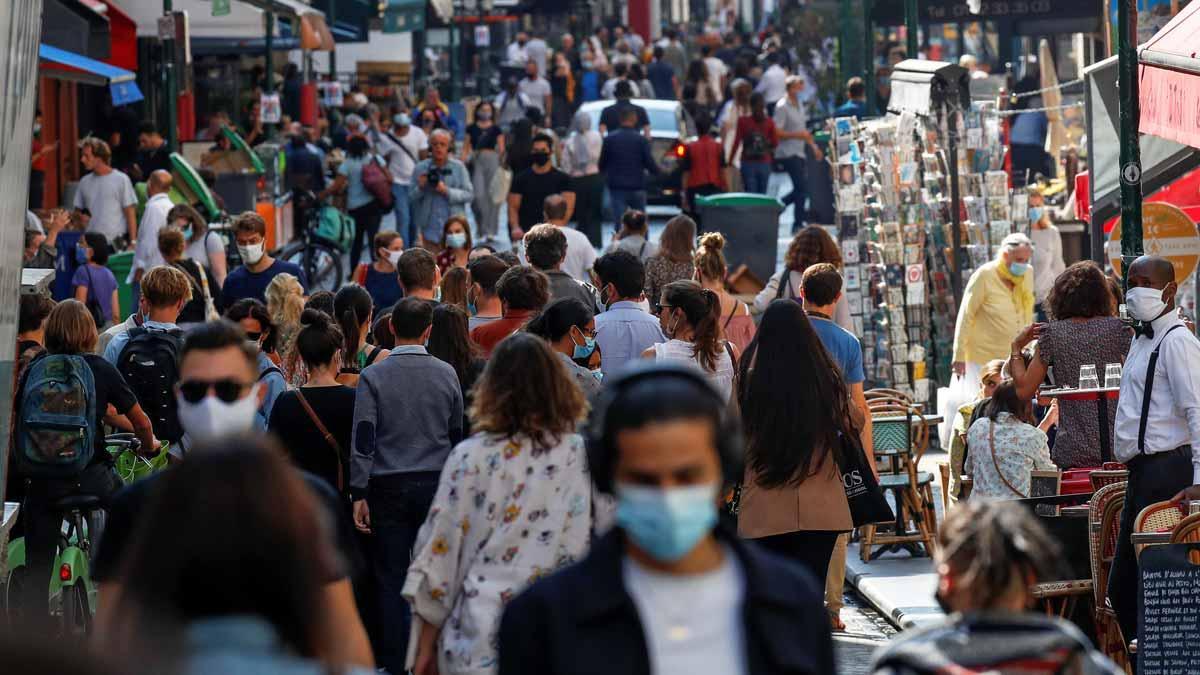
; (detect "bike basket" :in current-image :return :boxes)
[111,442,170,485]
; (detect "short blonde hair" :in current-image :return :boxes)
[45,300,98,354]
[265,273,304,329]
[141,265,193,308]
[79,137,112,164]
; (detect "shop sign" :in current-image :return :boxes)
[1108,201,1200,280]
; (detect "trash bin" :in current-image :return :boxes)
[695,193,783,284]
[107,251,134,320]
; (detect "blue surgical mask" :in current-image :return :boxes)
[1008,262,1030,277]
[572,332,597,360]
[1027,206,1043,223]
[591,368,604,382]
[75,246,88,264]
[615,482,718,562]
[446,232,468,249]
[182,225,194,240]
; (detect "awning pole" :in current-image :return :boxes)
[904,0,918,59]
[164,0,178,151]
[265,10,275,137]
[1117,0,1143,287]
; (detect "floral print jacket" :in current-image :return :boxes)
[402,432,592,674]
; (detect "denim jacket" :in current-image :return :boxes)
[409,157,473,242]
[182,616,373,675]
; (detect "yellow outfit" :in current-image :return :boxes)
[952,260,1035,364]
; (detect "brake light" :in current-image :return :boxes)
[59,563,72,581]
[256,176,266,192]
[674,143,686,158]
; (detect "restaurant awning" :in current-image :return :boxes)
[886,59,970,116]
[129,0,333,49]
[38,43,144,106]
[1138,1,1200,149]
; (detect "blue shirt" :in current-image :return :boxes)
[183,616,374,675]
[595,300,666,378]
[1010,108,1048,146]
[221,259,308,306]
[364,264,404,313]
[256,350,286,431]
[72,263,119,323]
[834,99,867,120]
[647,60,676,100]
[103,320,179,365]
[810,315,864,384]
[339,153,383,210]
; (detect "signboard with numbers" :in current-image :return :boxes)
[1108,202,1200,281]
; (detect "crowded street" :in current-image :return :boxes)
[4,0,1200,673]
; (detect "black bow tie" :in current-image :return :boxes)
[1134,322,1155,339]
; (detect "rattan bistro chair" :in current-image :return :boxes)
[1088,482,1131,670]
[1133,500,1187,559]
[858,403,938,562]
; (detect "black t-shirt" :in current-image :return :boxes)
[92,467,357,583]
[268,386,356,494]
[599,100,650,132]
[511,168,573,230]
[16,353,137,469]
[467,124,502,151]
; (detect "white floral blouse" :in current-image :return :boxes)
[965,412,1057,500]
[402,431,593,674]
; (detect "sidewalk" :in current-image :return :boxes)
[845,543,943,630]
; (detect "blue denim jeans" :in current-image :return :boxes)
[777,155,808,229]
[740,160,772,194]
[391,183,414,247]
[608,188,648,223]
[368,471,441,673]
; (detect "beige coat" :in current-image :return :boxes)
[737,451,853,538]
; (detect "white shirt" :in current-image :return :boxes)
[75,168,136,243]
[517,76,551,113]
[558,224,598,282]
[1029,223,1065,304]
[131,192,173,280]
[704,57,728,100]
[623,548,747,675]
[602,77,640,100]
[653,339,735,401]
[1114,313,1200,482]
[506,40,528,65]
[755,64,788,105]
[373,126,428,185]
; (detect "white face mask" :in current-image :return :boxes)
[386,249,403,267]
[176,386,259,442]
[1126,286,1169,323]
[238,242,265,266]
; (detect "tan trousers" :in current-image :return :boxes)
[825,532,849,613]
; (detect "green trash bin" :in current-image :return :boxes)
[695,193,784,284]
[107,251,134,321]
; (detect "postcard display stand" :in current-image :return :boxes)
[830,104,1011,402]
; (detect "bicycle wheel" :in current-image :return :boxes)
[2,566,26,629]
[60,582,91,637]
[302,243,344,292]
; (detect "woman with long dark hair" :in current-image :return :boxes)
[427,304,485,434]
[736,299,854,586]
[965,381,1056,500]
[322,133,385,270]
[406,333,591,675]
[645,280,734,401]
[685,59,718,113]
[334,284,389,388]
[526,297,602,401]
[505,118,535,175]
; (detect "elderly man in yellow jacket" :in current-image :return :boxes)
[952,232,1036,386]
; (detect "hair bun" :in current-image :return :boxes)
[698,232,725,251]
[300,307,330,328]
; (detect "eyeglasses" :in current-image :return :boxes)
[177,379,254,404]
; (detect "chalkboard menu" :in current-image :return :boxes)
[1139,544,1200,674]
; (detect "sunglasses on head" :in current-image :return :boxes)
[178,379,253,404]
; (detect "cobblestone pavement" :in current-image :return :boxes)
[835,589,897,674]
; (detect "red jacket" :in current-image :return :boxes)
[683,135,726,190]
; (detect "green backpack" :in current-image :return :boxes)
[315,205,355,253]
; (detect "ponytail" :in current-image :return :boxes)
[333,285,373,368]
[661,280,724,372]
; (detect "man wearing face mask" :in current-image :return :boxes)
[1108,255,1200,645]
[593,251,665,378]
[465,254,510,331]
[499,363,834,675]
[92,320,375,670]
[508,133,574,242]
[221,211,308,305]
[1026,187,1065,319]
[952,233,1035,388]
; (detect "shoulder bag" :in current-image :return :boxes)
[988,420,1028,498]
[836,430,895,527]
[295,389,345,493]
[490,152,513,205]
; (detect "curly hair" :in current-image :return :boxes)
[786,225,842,273]
[1045,261,1114,320]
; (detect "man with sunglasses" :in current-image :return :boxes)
[93,320,374,669]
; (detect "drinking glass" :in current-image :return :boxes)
[1104,363,1122,389]
[1078,364,1099,390]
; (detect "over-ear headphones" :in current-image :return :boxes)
[585,361,744,494]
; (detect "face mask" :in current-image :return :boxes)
[1126,286,1169,322]
[600,285,612,309]
[476,110,492,121]
[238,242,265,265]
[616,482,719,562]
[1027,206,1043,223]
[182,225,194,240]
[571,332,597,360]
[33,122,41,135]
[530,151,551,166]
[1007,261,1029,277]
[590,368,604,382]
[467,288,478,316]
[75,247,89,264]
[583,60,595,71]
[176,386,259,442]
[385,249,403,267]
[446,232,468,249]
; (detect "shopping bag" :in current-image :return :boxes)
[837,432,894,527]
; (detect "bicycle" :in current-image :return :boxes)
[277,190,351,292]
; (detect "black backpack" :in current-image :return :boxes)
[117,326,185,442]
[745,128,770,157]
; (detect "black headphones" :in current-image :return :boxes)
[585,361,744,494]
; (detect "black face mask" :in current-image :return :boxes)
[531,151,551,166]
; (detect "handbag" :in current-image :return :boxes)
[295,389,345,493]
[489,158,513,206]
[360,155,395,210]
[836,431,895,527]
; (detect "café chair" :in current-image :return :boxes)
[1088,481,1131,670]
[1170,512,1200,545]
[865,388,913,404]
[1133,500,1187,558]
[859,404,938,562]
[936,462,951,512]
[1090,469,1128,492]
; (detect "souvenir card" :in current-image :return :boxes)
[913,378,931,402]
[898,161,919,188]
[985,170,1008,197]
[990,221,1013,246]
[887,287,905,307]
[847,293,863,315]
[1011,192,1029,222]
[844,265,861,290]
[966,127,983,150]
[912,361,927,380]
[842,240,861,263]
[853,316,864,338]
[986,197,1011,222]
[891,345,909,363]
[892,364,911,385]
[839,214,860,238]
[835,117,854,136]
[965,173,985,198]
[903,244,923,265]
[838,163,858,186]
[838,185,864,212]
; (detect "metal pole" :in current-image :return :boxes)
[1117,0,1142,287]
[948,106,963,304]
[328,0,337,79]
[838,0,852,97]
[164,0,178,151]
[904,0,918,59]
[265,11,275,137]
[864,0,876,116]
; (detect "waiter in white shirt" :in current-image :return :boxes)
[1109,255,1200,643]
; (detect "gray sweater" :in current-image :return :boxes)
[350,346,464,499]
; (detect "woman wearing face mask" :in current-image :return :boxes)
[168,204,228,287]
[526,297,602,402]
[1025,187,1065,321]
[352,230,405,313]
[223,298,287,430]
[644,280,735,402]
[72,232,120,328]
[948,359,1006,503]
[426,304,485,435]
[952,233,1035,390]
[334,284,389,388]
[269,309,356,497]
[436,215,472,273]
[406,333,590,675]
[463,101,505,242]
[1007,262,1131,469]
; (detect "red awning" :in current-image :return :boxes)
[1139,1,1200,148]
[80,0,137,71]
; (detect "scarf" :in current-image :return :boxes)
[995,259,1035,318]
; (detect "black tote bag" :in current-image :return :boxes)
[836,432,894,527]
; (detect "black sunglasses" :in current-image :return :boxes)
[178,379,254,404]
[245,331,262,342]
